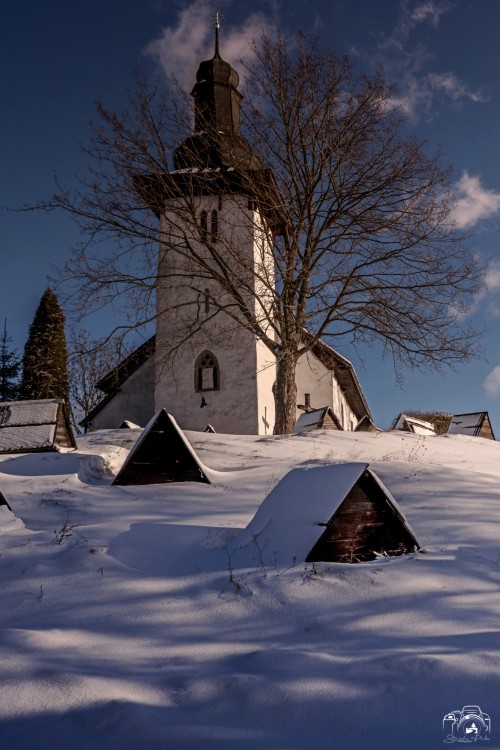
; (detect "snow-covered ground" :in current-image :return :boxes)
[1,426,500,749]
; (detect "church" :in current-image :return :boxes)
[83,25,371,435]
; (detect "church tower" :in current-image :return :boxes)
[154,19,277,434]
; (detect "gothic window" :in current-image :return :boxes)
[200,210,208,242]
[195,350,220,391]
[211,210,218,242]
[204,288,210,314]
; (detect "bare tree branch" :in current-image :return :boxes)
[25,33,483,434]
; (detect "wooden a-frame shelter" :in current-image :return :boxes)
[112,409,211,485]
[234,463,420,565]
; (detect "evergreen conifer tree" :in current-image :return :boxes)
[21,289,69,401]
[0,319,20,401]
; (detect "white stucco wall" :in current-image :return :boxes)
[155,194,276,435]
[154,193,364,435]
[295,350,358,430]
[86,356,155,431]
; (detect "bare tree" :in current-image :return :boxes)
[35,32,482,434]
[68,329,132,425]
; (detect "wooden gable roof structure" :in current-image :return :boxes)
[234,463,420,565]
[0,400,76,454]
[392,413,436,436]
[113,409,211,485]
[447,412,495,440]
[354,415,380,432]
[293,406,342,434]
[119,420,141,429]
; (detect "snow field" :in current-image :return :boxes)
[1,427,500,748]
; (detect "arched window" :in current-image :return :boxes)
[200,210,208,242]
[211,210,218,242]
[195,350,220,391]
[204,288,210,314]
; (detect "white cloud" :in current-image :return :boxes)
[453,173,500,229]
[373,2,488,123]
[428,72,489,103]
[390,70,488,121]
[410,1,451,27]
[484,260,500,295]
[459,259,500,321]
[145,2,276,90]
[390,74,433,119]
[386,0,452,47]
[483,366,500,396]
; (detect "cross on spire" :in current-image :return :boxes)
[214,11,221,58]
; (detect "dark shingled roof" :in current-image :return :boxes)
[80,337,155,429]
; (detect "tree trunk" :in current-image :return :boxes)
[273,350,298,435]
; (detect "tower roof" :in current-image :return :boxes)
[173,17,261,171]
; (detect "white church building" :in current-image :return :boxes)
[82,28,371,435]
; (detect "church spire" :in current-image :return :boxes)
[173,17,261,170]
[191,14,240,138]
[214,11,221,59]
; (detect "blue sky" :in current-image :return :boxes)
[2,0,500,429]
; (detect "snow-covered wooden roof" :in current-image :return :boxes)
[393,413,436,436]
[293,406,341,433]
[447,412,495,439]
[355,415,379,432]
[0,400,76,454]
[232,463,419,567]
[113,410,211,485]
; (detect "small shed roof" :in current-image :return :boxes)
[355,415,380,432]
[119,420,141,429]
[232,463,420,566]
[0,400,76,454]
[393,413,436,436]
[293,406,342,434]
[113,409,211,485]
[447,412,495,439]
